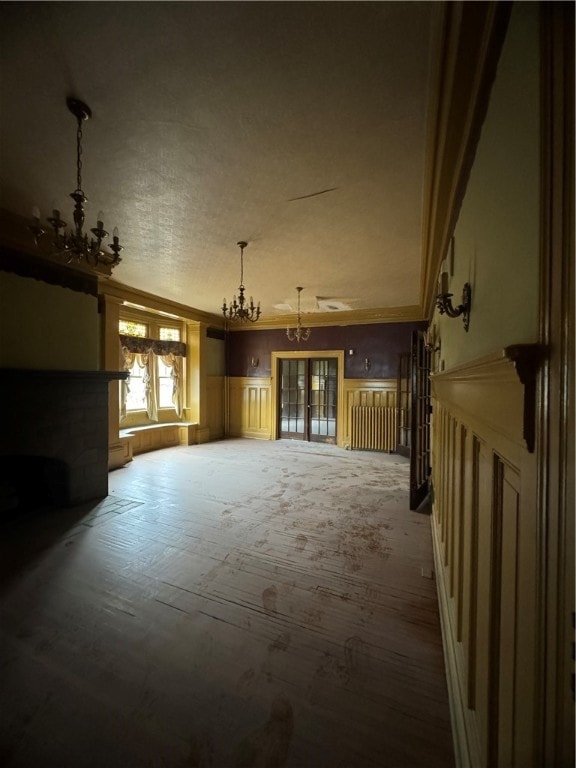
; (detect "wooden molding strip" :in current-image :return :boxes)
[431,346,548,454]
[504,344,548,453]
[229,305,424,331]
[420,2,512,320]
[100,278,226,327]
[0,245,99,296]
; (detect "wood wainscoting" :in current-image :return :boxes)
[228,377,272,440]
[207,375,225,441]
[228,375,397,448]
[430,352,540,768]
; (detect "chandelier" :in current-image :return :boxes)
[28,97,123,269]
[286,286,311,342]
[222,241,261,323]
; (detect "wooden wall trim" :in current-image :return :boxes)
[420,1,512,319]
[270,350,345,446]
[537,3,575,764]
[430,351,524,452]
[229,305,423,330]
[0,245,99,296]
[100,278,225,327]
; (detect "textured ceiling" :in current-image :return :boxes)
[0,1,440,322]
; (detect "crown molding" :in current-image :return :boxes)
[420,1,512,320]
[228,304,424,331]
[99,278,226,327]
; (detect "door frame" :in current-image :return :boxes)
[270,350,345,446]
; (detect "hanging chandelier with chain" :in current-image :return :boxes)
[286,286,311,342]
[29,97,123,269]
[222,241,261,323]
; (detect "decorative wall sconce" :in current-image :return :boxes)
[364,358,371,371]
[29,97,123,269]
[348,349,355,357]
[222,241,261,323]
[286,286,311,342]
[250,356,259,368]
[436,273,472,331]
[424,326,441,353]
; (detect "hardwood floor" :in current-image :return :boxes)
[0,439,454,768]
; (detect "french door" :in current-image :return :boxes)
[409,330,431,510]
[279,358,337,443]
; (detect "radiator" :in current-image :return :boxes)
[350,406,397,452]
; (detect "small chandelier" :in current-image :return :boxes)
[28,97,123,269]
[222,241,261,323]
[286,286,311,342]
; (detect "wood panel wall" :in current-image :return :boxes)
[430,352,540,768]
[228,377,272,440]
[227,376,397,449]
[207,375,225,440]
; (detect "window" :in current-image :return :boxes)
[157,357,174,408]
[119,320,148,337]
[159,327,180,341]
[125,359,147,412]
[119,312,185,423]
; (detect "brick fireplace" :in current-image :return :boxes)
[1,369,126,510]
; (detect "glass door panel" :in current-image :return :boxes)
[280,359,307,439]
[309,358,337,443]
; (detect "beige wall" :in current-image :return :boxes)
[0,271,99,370]
[434,3,540,370]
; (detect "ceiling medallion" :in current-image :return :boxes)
[286,286,311,342]
[222,241,261,323]
[28,97,123,269]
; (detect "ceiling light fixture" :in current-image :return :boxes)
[222,241,261,323]
[28,97,123,269]
[286,287,311,342]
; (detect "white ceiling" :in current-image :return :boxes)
[0,1,440,322]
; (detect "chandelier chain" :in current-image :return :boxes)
[76,117,83,193]
[286,286,311,342]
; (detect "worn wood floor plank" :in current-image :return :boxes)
[0,439,454,767]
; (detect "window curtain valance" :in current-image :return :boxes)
[119,333,186,358]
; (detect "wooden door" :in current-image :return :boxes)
[409,330,431,510]
[396,352,411,458]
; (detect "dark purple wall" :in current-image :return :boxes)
[227,322,426,378]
